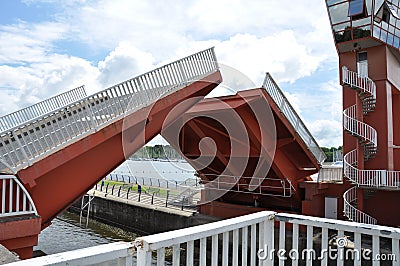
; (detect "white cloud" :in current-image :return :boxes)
[0,0,342,146]
[0,55,99,110]
[0,22,68,64]
[97,42,155,88]
[308,119,342,148]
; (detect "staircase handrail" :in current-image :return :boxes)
[344,149,400,188]
[343,187,377,224]
[343,105,377,147]
[342,66,376,100]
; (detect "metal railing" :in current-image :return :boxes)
[343,187,377,225]
[0,175,38,217]
[135,210,399,265]
[317,166,343,183]
[201,174,294,197]
[344,149,400,188]
[8,210,400,265]
[0,48,219,174]
[5,242,134,266]
[343,105,378,152]
[262,73,326,164]
[0,86,87,132]
[342,65,380,224]
[342,66,376,102]
[94,178,199,211]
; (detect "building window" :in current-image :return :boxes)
[357,52,368,77]
[375,2,400,23]
[348,0,369,20]
[348,0,365,17]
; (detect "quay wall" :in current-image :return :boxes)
[69,192,219,235]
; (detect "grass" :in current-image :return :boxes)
[97,180,179,197]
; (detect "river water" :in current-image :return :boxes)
[34,211,138,256]
[32,160,194,263]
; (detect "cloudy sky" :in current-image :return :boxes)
[0,0,342,147]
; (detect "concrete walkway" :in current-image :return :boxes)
[0,245,19,264]
[91,183,199,214]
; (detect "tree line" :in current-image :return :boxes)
[132,145,343,162]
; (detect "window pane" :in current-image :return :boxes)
[327,0,346,6]
[357,52,368,62]
[394,36,400,48]
[388,4,400,19]
[348,0,364,16]
[329,2,350,24]
[373,26,381,38]
[352,16,371,26]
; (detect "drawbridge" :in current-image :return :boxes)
[0,48,326,259]
[0,48,221,258]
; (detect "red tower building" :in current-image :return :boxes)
[326,0,400,226]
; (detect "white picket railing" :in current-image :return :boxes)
[262,73,326,165]
[317,166,343,183]
[343,187,377,225]
[0,48,219,174]
[4,242,135,266]
[7,210,400,265]
[0,86,87,132]
[0,175,37,218]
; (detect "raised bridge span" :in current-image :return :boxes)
[0,47,327,260]
[0,48,221,258]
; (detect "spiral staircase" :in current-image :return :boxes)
[342,66,400,224]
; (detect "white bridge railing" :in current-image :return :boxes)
[0,86,87,132]
[0,175,37,217]
[13,210,400,265]
[263,73,326,165]
[0,48,219,174]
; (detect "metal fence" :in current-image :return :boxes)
[0,48,219,174]
[262,73,326,165]
[0,86,87,132]
[0,175,37,218]
[12,210,400,265]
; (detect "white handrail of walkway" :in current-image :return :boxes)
[0,175,38,217]
[135,211,275,266]
[263,73,326,165]
[7,210,400,265]
[4,242,135,266]
[0,86,87,132]
[0,48,219,174]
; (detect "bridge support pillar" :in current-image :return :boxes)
[0,215,41,259]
